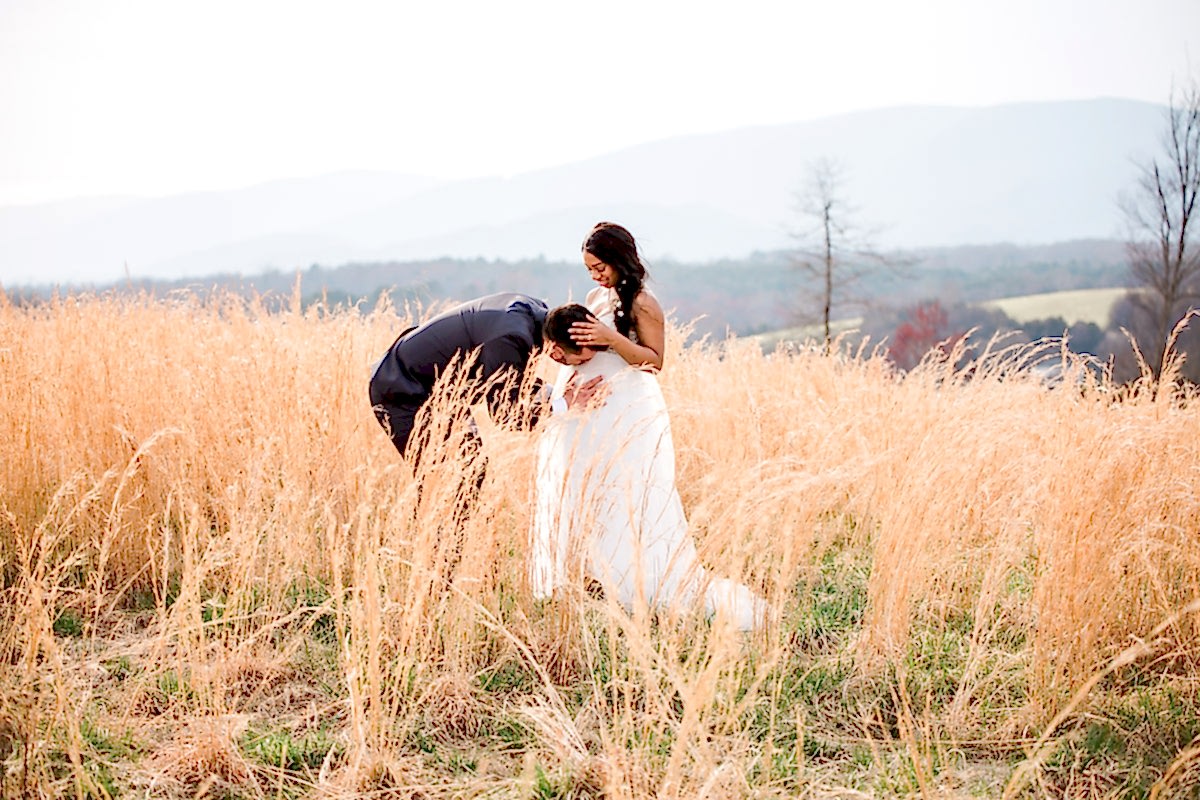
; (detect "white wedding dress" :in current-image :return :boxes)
[531,289,764,630]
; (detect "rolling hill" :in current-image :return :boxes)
[0,98,1166,287]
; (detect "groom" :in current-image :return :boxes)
[543,303,606,366]
[369,293,602,465]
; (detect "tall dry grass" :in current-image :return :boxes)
[1,287,1199,798]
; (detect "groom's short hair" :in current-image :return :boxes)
[544,304,609,353]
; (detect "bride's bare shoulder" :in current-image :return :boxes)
[633,289,662,315]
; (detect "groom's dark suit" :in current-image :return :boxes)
[369,292,549,461]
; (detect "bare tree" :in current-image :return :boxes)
[789,157,905,349]
[1119,78,1200,380]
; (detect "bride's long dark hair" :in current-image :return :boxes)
[582,222,647,339]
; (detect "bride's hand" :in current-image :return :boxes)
[569,318,617,349]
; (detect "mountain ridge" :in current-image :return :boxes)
[0,98,1164,287]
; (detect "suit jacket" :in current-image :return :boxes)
[369,292,548,420]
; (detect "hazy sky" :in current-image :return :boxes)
[1,0,1197,206]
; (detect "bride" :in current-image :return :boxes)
[530,223,764,630]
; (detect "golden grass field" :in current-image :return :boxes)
[2,288,1199,799]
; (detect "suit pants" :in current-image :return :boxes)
[372,397,486,522]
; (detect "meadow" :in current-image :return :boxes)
[980,289,1129,328]
[1,288,1199,799]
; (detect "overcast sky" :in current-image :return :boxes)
[1,0,1197,207]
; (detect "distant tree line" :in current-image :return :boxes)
[4,240,1130,336]
[13,236,1188,381]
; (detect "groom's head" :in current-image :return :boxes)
[545,304,605,365]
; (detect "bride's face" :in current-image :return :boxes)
[583,252,617,288]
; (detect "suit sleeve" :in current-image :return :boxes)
[477,335,545,428]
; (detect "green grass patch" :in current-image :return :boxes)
[242,724,343,772]
[286,575,339,646]
[489,714,534,752]
[1033,679,1200,798]
[80,718,140,761]
[52,608,84,637]
[477,657,536,694]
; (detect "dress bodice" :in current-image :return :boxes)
[550,287,655,402]
[587,286,648,345]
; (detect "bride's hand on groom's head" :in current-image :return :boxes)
[564,375,606,411]
[569,318,613,349]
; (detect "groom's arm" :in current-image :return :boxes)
[485,373,603,429]
[476,335,606,425]
[476,337,566,428]
[562,375,605,411]
[476,334,534,419]
[482,368,545,429]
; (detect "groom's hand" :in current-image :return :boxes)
[564,375,606,411]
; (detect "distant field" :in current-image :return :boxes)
[982,286,1130,327]
[750,288,1132,349]
[750,317,864,349]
